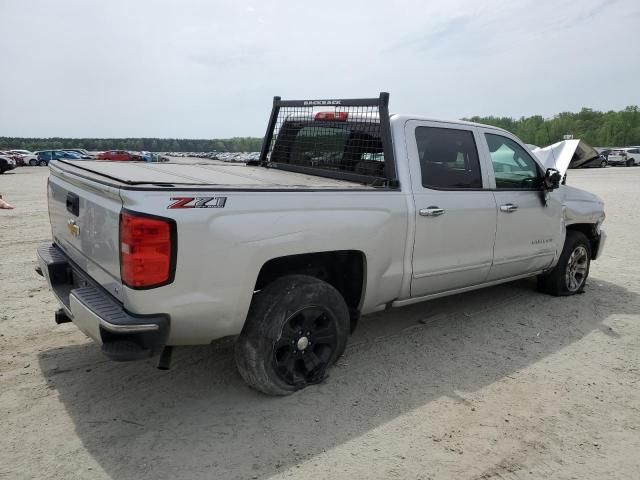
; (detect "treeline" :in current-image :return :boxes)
[465,106,640,147]
[3,106,640,152]
[0,136,263,153]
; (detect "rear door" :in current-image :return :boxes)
[478,129,563,280]
[406,120,497,297]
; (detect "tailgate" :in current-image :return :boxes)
[48,166,124,302]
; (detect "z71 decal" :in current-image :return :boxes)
[168,197,227,209]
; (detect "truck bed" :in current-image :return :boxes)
[54,160,374,190]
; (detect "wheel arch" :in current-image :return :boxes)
[565,222,600,256]
[254,250,367,332]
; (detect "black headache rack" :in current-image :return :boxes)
[256,92,399,188]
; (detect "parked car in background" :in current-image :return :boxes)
[598,149,612,160]
[10,151,38,166]
[34,150,82,166]
[607,149,637,167]
[138,151,153,162]
[9,149,33,156]
[6,149,37,166]
[1,151,23,166]
[0,154,16,173]
[61,151,84,159]
[619,148,640,166]
[571,153,608,169]
[592,155,608,168]
[568,140,608,168]
[96,150,135,161]
[63,148,94,159]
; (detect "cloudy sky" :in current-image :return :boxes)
[1,0,638,138]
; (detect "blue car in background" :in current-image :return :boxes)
[139,151,154,162]
[34,150,84,166]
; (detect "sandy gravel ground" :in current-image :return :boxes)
[1,166,639,480]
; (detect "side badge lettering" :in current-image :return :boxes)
[167,197,227,209]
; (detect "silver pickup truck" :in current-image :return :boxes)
[37,93,606,395]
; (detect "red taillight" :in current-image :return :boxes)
[314,111,348,121]
[120,210,176,289]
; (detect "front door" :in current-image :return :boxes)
[406,121,497,297]
[479,130,563,280]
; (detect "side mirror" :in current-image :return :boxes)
[543,168,562,190]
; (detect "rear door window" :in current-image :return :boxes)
[415,127,482,189]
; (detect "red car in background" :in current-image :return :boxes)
[96,150,136,161]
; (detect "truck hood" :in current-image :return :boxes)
[531,139,600,175]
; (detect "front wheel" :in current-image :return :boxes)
[627,159,634,167]
[38,160,48,166]
[29,159,37,166]
[600,160,607,168]
[235,275,349,395]
[538,231,591,296]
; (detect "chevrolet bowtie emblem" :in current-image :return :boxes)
[67,219,80,237]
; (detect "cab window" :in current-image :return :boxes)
[485,133,542,189]
[415,127,482,189]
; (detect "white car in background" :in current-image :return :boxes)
[621,148,640,166]
[607,148,640,167]
[9,149,38,166]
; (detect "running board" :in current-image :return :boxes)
[392,271,544,308]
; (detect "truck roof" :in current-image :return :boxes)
[389,114,511,133]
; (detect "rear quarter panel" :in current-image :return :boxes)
[120,188,409,345]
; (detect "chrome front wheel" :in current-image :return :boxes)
[538,230,592,296]
[565,245,589,292]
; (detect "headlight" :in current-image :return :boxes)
[595,213,605,234]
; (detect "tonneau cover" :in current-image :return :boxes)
[54,160,373,189]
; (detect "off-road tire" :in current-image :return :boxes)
[537,230,591,296]
[235,275,349,396]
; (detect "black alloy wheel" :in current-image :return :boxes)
[235,274,349,395]
[272,306,339,387]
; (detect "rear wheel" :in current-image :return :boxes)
[538,231,591,296]
[235,275,349,395]
[29,159,37,166]
[600,159,607,167]
[626,159,634,167]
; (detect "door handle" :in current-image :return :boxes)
[419,206,445,217]
[500,203,519,213]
